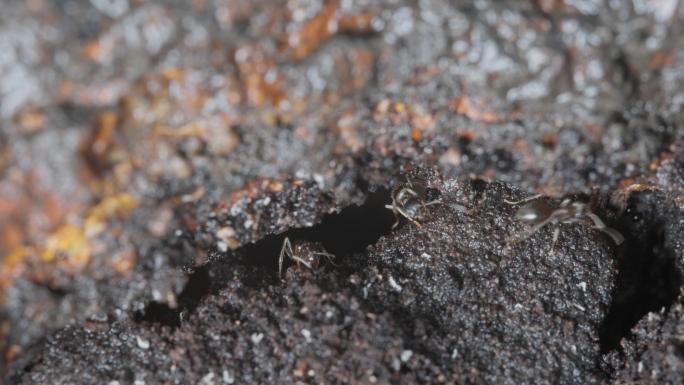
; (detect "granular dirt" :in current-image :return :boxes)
[2,1,684,384]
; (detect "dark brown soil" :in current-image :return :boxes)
[2,1,684,384]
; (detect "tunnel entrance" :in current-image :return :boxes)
[135,188,396,327]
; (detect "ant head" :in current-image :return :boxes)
[403,197,424,217]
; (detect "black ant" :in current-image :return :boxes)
[278,237,337,280]
[505,194,624,254]
[385,176,443,230]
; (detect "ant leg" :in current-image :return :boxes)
[598,227,625,246]
[289,255,314,271]
[385,204,403,230]
[449,202,468,213]
[385,204,422,228]
[506,217,554,245]
[585,212,605,228]
[549,226,560,256]
[395,206,422,227]
[393,208,403,230]
[423,200,442,207]
[314,252,340,267]
[279,237,293,280]
[420,199,443,218]
[586,213,625,245]
[504,194,542,205]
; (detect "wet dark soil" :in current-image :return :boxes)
[2,1,684,384]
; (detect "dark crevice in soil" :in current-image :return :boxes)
[599,193,683,353]
[134,188,395,327]
[235,188,395,274]
[133,266,210,327]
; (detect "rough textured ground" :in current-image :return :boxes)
[2,0,684,384]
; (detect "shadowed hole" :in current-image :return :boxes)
[133,266,209,327]
[236,188,395,274]
[134,188,395,327]
[599,193,683,353]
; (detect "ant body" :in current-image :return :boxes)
[278,237,336,280]
[385,176,443,230]
[506,194,624,254]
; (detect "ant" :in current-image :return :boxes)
[385,176,443,230]
[505,194,624,254]
[278,237,337,280]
